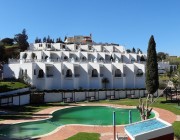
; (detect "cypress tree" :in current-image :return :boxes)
[146,35,159,95]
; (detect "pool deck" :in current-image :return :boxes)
[0,103,177,140]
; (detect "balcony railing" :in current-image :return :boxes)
[8,58,141,65]
[115,74,121,77]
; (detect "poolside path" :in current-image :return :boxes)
[0,103,178,140]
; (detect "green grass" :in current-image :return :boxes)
[66,132,100,140]
[4,45,14,49]
[173,121,180,139]
[0,82,28,92]
[159,75,169,81]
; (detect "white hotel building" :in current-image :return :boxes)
[3,42,146,90]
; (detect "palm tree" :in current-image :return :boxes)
[171,77,179,91]
[102,77,109,89]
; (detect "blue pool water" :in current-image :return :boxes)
[125,119,167,137]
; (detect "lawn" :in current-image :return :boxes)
[0,82,28,93]
[66,132,100,140]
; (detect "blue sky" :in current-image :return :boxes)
[0,0,180,55]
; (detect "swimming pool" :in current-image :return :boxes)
[0,106,155,139]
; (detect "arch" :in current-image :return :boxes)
[99,57,104,61]
[136,69,143,77]
[92,69,98,77]
[115,69,121,77]
[82,56,86,61]
[66,69,72,77]
[64,56,68,61]
[38,69,44,78]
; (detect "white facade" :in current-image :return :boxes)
[158,61,177,74]
[3,43,146,90]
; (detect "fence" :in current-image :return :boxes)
[40,89,146,103]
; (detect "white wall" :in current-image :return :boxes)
[3,64,20,79]
[78,64,89,89]
[44,93,62,102]
[124,64,135,89]
[13,94,30,105]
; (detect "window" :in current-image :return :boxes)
[115,69,121,77]
[38,69,44,78]
[34,69,36,75]
[25,69,27,77]
[66,69,72,77]
[88,46,92,50]
[92,69,98,77]
[21,69,24,75]
[47,44,51,48]
[76,45,78,50]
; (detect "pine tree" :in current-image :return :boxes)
[132,47,136,53]
[47,35,51,43]
[14,29,29,51]
[0,43,5,62]
[146,35,159,95]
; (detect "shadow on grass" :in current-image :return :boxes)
[160,100,179,104]
[0,103,80,120]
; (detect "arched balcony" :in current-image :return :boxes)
[66,69,72,77]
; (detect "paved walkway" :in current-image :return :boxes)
[0,103,178,140]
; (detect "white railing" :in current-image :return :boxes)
[8,58,123,64]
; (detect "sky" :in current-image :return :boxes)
[0,0,180,56]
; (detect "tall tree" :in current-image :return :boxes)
[35,37,39,43]
[47,35,51,43]
[157,52,168,62]
[146,35,159,96]
[1,38,14,45]
[132,47,136,53]
[43,37,47,43]
[14,29,29,51]
[137,35,158,120]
